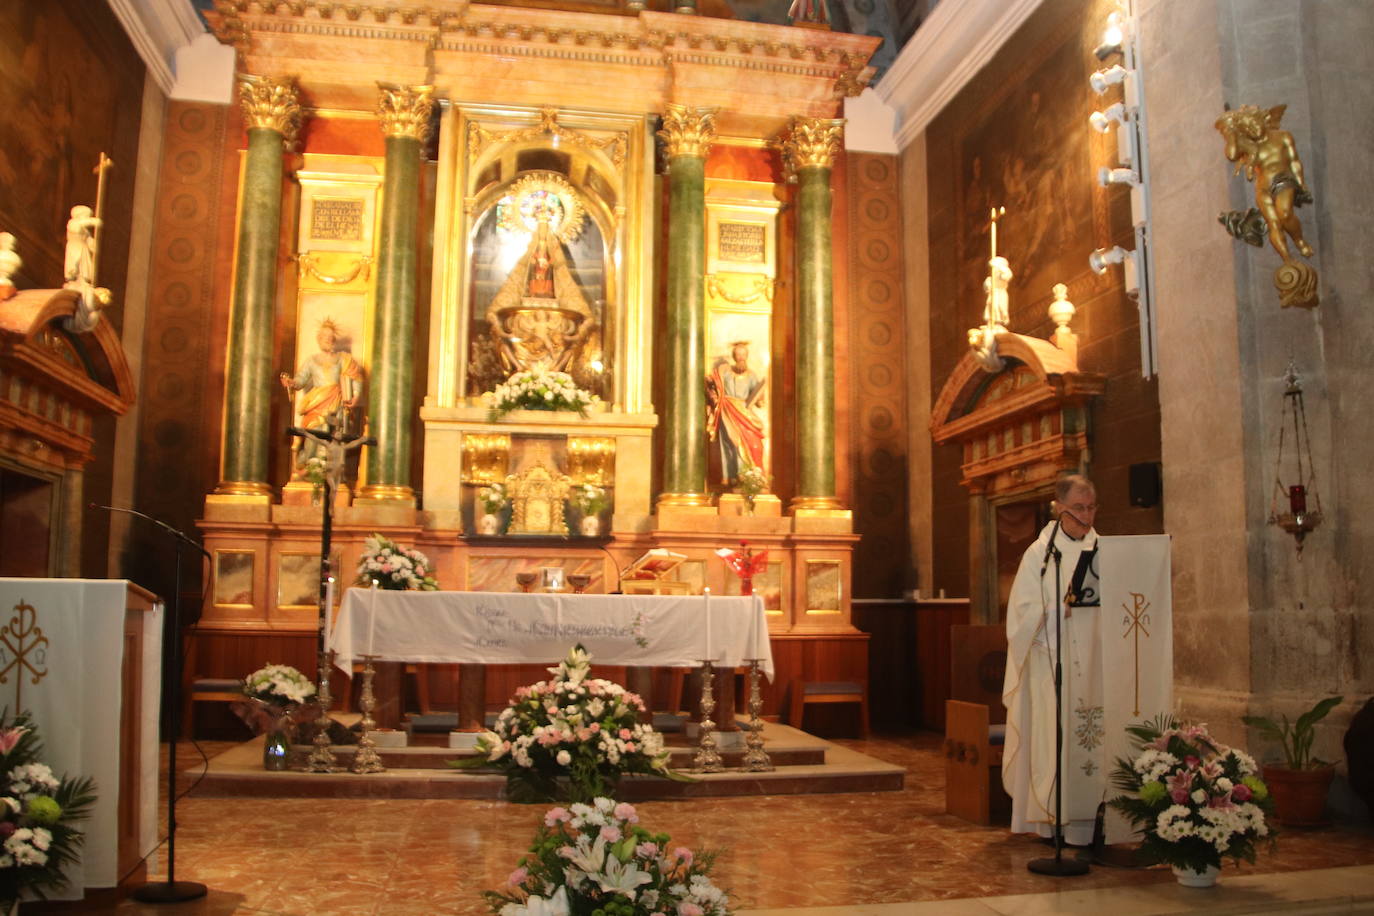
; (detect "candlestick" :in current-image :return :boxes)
[703,587,711,662]
[367,579,379,657]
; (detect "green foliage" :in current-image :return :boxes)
[1241,695,1343,770]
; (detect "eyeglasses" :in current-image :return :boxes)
[1065,503,1098,513]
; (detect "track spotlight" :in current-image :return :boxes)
[1098,166,1139,187]
[1089,102,1127,133]
[1089,245,1130,275]
[1094,12,1125,60]
[1089,64,1129,94]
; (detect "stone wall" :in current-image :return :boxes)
[1140,0,1372,818]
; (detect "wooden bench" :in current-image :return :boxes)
[788,679,870,738]
[944,624,1011,825]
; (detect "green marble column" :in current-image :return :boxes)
[784,117,845,509]
[657,104,717,506]
[217,75,300,497]
[360,84,434,503]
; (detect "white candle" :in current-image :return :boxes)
[367,579,379,657]
[749,597,760,660]
[703,587,711,661]
[324,576,336,649]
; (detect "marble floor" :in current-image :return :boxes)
[82,732,1374,915]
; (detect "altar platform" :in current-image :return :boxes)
[190,719,904,800]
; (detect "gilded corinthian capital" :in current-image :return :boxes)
[657,104,718,159]
[236,73,302,145]
[781,116,845,176]
[377,83,436,143]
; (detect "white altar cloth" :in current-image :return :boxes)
[332,590,773,680]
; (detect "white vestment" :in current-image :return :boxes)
[1001,521,1105,845]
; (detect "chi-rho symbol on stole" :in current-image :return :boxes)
[0,600,50,710]
[1120,592,1151,716]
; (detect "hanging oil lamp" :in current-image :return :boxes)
[1268,361,1322,553]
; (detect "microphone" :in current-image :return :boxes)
[592,541,623,594]
[1039,513,1063,578]
[1060,508,1090,532]
[91,503,211,559]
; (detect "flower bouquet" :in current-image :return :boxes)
[236,664,318,769]
[356,533,439,590]
[484,797,730,916]
[0,712,97,907]
[1110,715,1275,883]
[734,466,769,513]
[484,369,597,421]
[569,484,608,518]
[479,483,511,517]
[453,646,685,803]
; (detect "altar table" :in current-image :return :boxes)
[331,590,772,679]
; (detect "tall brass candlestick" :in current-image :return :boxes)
[692,661,723,772]
[304,647,340,772]
[350,656,386,774]
[741,659,773,771]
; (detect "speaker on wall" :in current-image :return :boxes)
[1129,462,1161,508]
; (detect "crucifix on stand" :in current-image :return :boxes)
[287,420,373,772]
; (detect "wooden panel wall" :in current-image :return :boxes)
[0,0,147,578]
[924,0,1164,601]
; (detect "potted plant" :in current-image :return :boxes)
[476,483,509,536]
[1242,695,1343,826]
[569,483,608,537]
[0,712,98,912]
[1109,715,1274,887]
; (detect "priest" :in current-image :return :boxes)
[1002,473,1104,846]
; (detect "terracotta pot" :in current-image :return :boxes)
[1263,763,1335,826]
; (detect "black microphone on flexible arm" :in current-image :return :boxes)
[587,540,624,594]
[91,503,211,559]
[1039,512,1064,578]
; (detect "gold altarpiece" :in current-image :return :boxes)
[420,103,659,534]
[192,2,882,720]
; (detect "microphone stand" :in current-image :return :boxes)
[94,504,209,903]
[1028,514,1089,877]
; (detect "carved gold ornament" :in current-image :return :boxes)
[1215,103,1318,309]
[295,252,373,285]
[468,108,627,168]
[657,104,718,159]
[501,173,587,243]
[377,82,436,143]
[780,116,844,177]
[237,73,303,145]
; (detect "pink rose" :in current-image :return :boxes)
[636,841,658,858]
[674,847,694,866]
[614,802,638,823]
[678,904,703,916]
[619,728,633,740]
[544,806,571,826]
[1232,783,1252,802]
[508,866,529,886]
[600,825,622,842]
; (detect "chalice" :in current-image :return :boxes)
[567,574,591,594]
[515,572,538,593]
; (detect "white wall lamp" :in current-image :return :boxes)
[1086,0,1157,378]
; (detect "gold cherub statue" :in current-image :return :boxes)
[1215,104,1318,308]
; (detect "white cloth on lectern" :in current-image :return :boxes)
[1002,522,1105,846]
[1098,535,1173,845]
[0,579,161,897]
